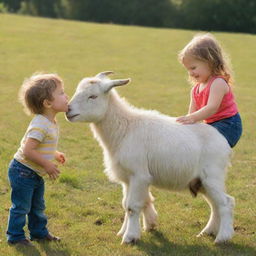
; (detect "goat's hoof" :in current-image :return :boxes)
[122,238,138,245]
[121,235,140,245]
[214,228,234,244]
[196,232,204,238]
[117,230,124,237]
[144,225,157,232]
[214,238,231,244]
[197,226,218,237]
[214,234,233,244]
[197,231,216,238]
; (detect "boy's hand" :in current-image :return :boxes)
[55,151,66,164]
[44,161,60,180]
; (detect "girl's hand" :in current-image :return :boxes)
[55,151,66,164]
[176,115,196,124]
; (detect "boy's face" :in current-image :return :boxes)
[49,84,69,113]
[183,56,212,84]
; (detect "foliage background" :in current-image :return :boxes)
[0,0,256,33]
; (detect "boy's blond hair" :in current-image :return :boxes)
[19,73,63,115]
[178,33,233,85]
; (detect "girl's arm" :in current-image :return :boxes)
[177,79,229,124]
[23,138,60,179]
[188,88,197,114]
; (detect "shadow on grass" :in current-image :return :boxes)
[37,241,72,256]
[11,244,41,256]
[215,242,256,256]
[12,241,72,256]
[135,230,256,256]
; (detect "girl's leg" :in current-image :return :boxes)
[209,113,242,148]
[28,176,48,239]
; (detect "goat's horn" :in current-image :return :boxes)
[96,71,114,78]
[104,78,131,93]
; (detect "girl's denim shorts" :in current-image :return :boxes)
[208,113,242,148]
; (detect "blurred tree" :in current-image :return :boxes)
[65,0,176,27]
[126,0,175,27]
[1,0,255,33]
[0,2,8,12]
[177,0,256,33]
[2,0,22,12]
[21,0,63,17]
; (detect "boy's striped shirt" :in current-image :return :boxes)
[14,114,59,176]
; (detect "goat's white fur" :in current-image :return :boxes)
[66,72,235,244]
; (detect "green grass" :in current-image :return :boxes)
[0,14,256,256]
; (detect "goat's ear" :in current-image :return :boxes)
[104,79,131,93]
[96,71,114,79]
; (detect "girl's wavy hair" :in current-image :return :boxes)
[19,73,63,115]
[178,33,234,85]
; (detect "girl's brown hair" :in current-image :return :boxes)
[19,73,63,115]
[178,33,233,85]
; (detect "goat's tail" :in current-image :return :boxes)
[189,178,202,197]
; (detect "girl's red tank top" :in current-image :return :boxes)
[192,76,238,124]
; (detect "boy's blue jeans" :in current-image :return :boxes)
[6,159,49,242]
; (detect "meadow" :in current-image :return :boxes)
[0,14,255,256]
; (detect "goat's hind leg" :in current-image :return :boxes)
[117,183,128,237]
[215,193,235,243]
[201,178,235,243]
[198,194,220,237]
[142,190,158,232]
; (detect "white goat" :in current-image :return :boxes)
[66,71,235,244]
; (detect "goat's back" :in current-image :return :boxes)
[110,112,231,189]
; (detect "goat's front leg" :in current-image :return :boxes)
[122,176,149,244]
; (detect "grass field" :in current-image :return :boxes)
[0,14,255,256]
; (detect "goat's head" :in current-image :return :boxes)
[66,71,130,123]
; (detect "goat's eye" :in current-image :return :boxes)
[88,95,98,100]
